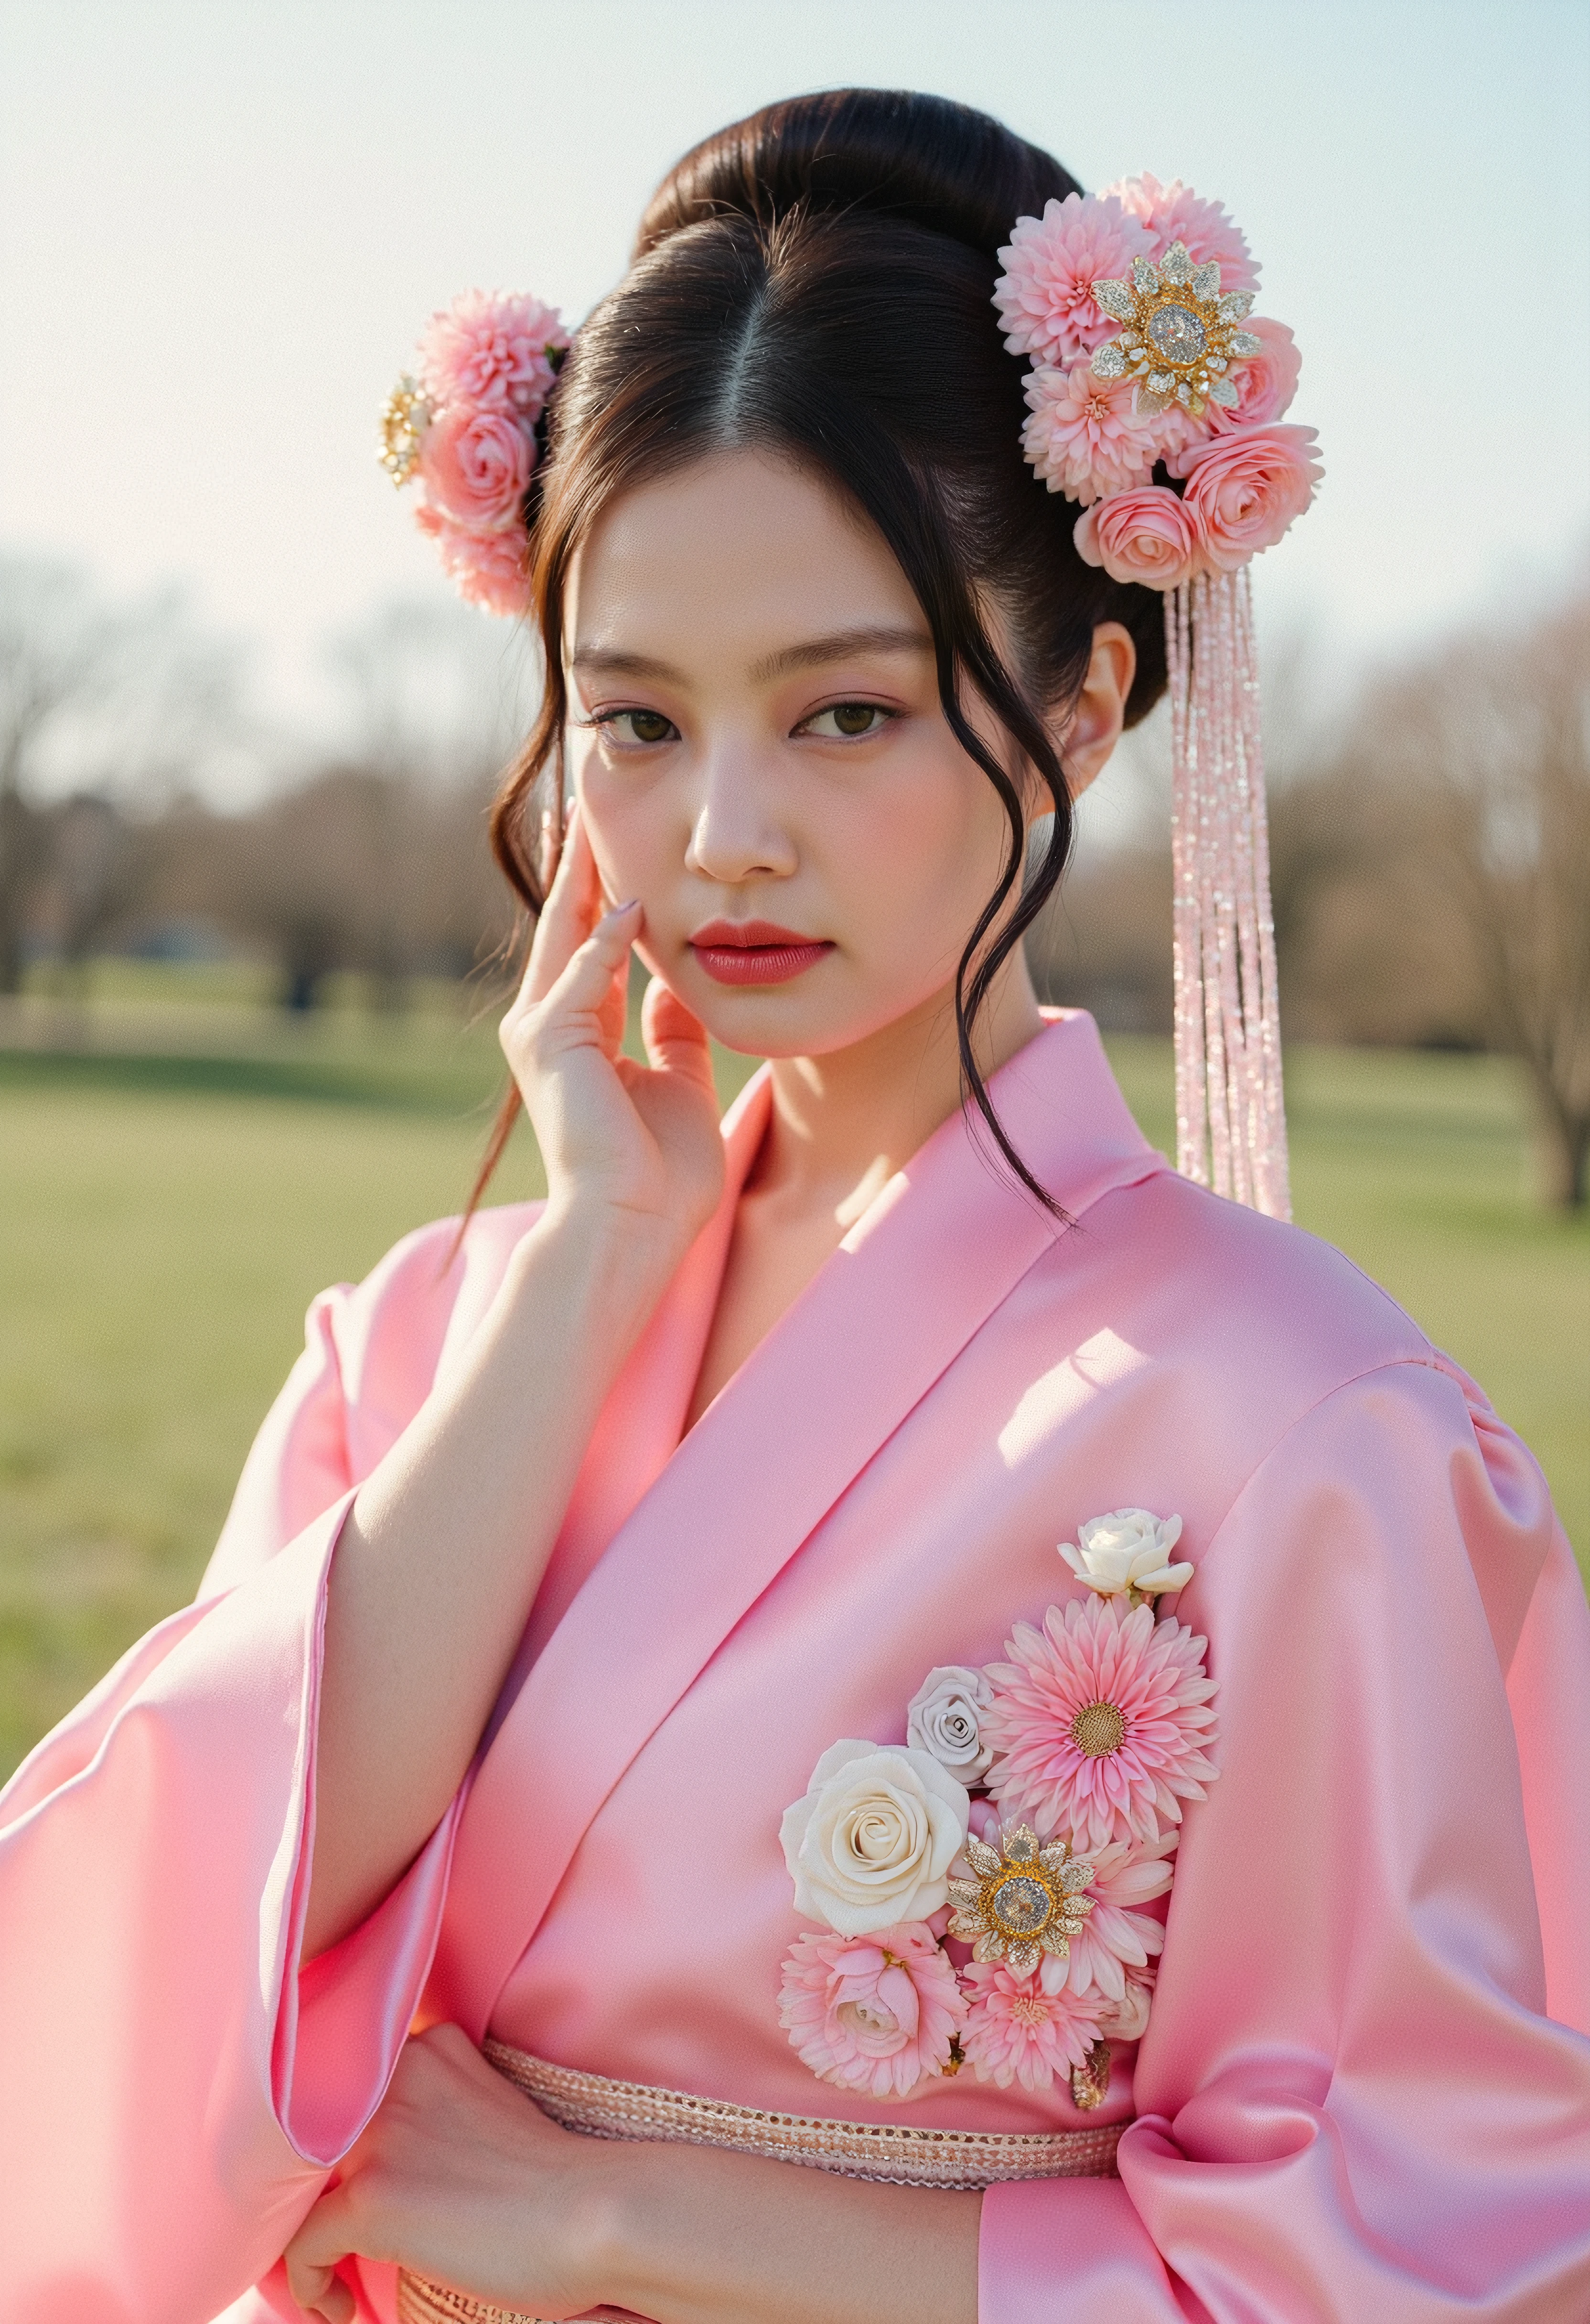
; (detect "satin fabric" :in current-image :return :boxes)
[1,1013,1586,2323]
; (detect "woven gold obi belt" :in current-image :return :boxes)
[396,2037,1126,2324]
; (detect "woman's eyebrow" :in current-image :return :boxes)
[569,645,682,681]
[750,625,934,681]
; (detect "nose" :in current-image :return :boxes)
[684,749,798,885]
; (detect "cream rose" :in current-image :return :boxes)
[906,1666,995,1783]
[780,1741,970,1937]
[1059,1508,1192,1601]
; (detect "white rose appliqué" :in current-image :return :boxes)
[906,1664,996,1783]
[779,1740,970,1937]
[1059,1508,1193,1606]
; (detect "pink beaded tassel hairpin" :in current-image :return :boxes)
[996,173,1322,1218]
[380,173,1320,1219]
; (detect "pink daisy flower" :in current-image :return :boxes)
[778,1923,966,2101]
[1042,1831,1175,2001]
[994,193,1155,367]
[1021,364,1159,507]
[960,1960,1107,2091]
[1104,173,1260,299]
[983,1595,1219,1854]
[418,288,566,417]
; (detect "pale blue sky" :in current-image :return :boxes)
[2,0,1587,761]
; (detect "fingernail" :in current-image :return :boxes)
[612,898,641,915]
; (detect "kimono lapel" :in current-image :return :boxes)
[429,1013,1164,2037]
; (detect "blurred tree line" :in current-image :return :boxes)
[3,552,1587,1205]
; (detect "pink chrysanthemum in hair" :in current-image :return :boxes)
[983,1595,1218,1854]
[1104,172,1260,299]
[778,1924,966,2101]
[1021,365,1158,507]
[993,193,1155,367]
[418,288,566,416]
[1041,1831,1174,2001]
[415,505,531,618]
[960,1960,1107,2091]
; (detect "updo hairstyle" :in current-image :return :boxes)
[488,88,1169,1208]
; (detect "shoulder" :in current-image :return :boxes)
[1079,1162,1435,1391]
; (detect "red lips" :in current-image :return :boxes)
[688,919,835,986]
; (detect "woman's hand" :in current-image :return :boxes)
[502,804,724,1266]
[283,2024,620,2324]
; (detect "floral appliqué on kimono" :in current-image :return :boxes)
[777,1509,1217,2106]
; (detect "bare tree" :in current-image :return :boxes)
[0,560,117,990]
[1370,591,1590,1205]
[0,556,247,991]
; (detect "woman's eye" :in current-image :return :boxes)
[601,710,677,745]
[804,702,892,740]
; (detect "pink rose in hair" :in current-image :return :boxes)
[415,505,531,617]
[778,1923,966,2100]
[418,406,533,532]
[1104,173,1260,299]
[994,193,1155,367]
[1207,317,1301,432]
[419,288,565,415]
[1173,425,1322,570]
[1074,488,1201,592]
[1021,365,1158,507]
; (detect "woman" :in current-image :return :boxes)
[2,89,1586,2324]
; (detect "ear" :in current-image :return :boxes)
[1050,622,1137,802]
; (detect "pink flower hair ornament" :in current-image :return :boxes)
[995,174,1320,1218]
[378,288,569,617]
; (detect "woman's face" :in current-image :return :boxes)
[563,448,1123,1059]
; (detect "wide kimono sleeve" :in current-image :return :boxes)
[0,1216,495,2324]
[979,1358,1590,2323]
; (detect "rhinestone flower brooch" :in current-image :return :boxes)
[1088,241,1260,420]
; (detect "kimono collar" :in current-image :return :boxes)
[429,1010,1166,2037]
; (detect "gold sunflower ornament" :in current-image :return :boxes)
[947,1823,1095,1978]
[1087,241,1261,419]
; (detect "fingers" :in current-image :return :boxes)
[283,2185,359,2324]
[535,899,641,1042]
[641,977,717,1097]
[518,800,603,1009]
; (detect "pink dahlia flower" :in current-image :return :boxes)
[1206,316,1301,433]
[1040,1831,1174,2000]
[418,288,566,416]
[994,193,1155,367]
[1174,424,1323,570]
[1021,366,1158,507]
[960,1960,1107,2092]
[1104,173,1260,299]
[778,1923,966,2100]
[414,505,531,618]
[418,406,533,533]
[1074,487,1202,592]
[983,1595,1219,1853]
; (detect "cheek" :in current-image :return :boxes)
[572,752,674,891]
[838,753,1012,951]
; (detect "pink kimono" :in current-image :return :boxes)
[3,1013,1588,2322]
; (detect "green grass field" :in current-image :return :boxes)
[2,979,1585,1781]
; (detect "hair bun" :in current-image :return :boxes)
[634,88,1081,267]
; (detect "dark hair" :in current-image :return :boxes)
[475,88,1167,1211]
